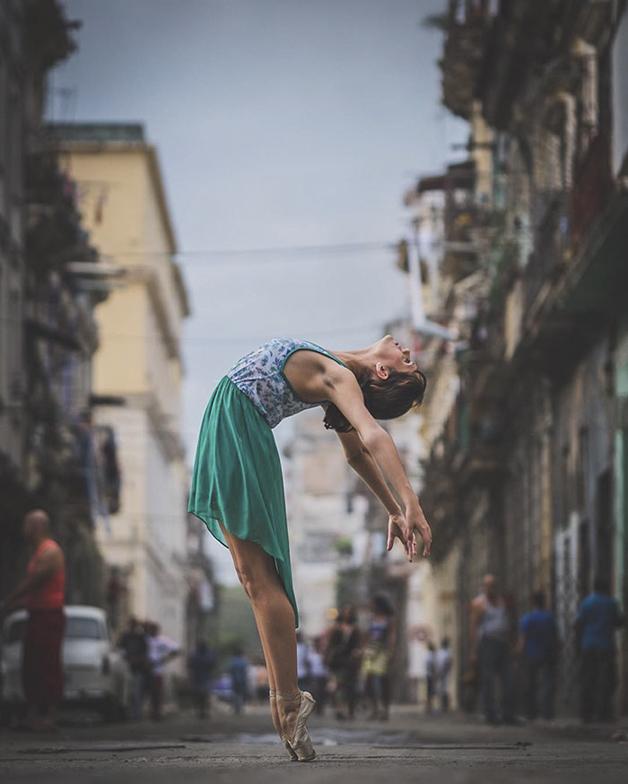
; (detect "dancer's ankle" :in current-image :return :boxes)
[275,690,301,702]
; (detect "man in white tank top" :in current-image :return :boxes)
[469,575,516,724]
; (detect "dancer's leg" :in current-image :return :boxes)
[219,527,281,733]
[253,616,281,735]
[219,526,301,737]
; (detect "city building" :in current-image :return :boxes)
[283,409,369,637]
[0,1,114,605]
[417,0,628,714]
[52,123,191,645]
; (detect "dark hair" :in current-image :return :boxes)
[532,590,546,609]
[371,593,394,617]
[593,575,610,594]
[340,605,357,625]
[323,366,427,432]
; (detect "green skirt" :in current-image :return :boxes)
[187,376,299,626]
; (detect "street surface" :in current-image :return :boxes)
[1,706,627,784]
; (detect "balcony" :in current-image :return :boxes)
[420,440,459,563]
[435,1,498,121]
[570,131,613,247]
[523,192,569,318]
[516,135,626,371]
[25,151,98,278]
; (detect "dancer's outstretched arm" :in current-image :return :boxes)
[328,376,432,559]
[337,429,400,515]
[337,428,428,560]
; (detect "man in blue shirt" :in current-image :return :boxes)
[229,646,249,715]
[519,591,558,720]
[188,640,216,719]
[576,576,624,722]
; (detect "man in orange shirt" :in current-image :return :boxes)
[1,509,66,730]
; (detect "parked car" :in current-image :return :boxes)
[0,606,130,721]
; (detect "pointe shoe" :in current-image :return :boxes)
[277,690,317,762]
[269,688,298,760]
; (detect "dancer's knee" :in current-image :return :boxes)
[236,565,269,602]
[237,565,287,608]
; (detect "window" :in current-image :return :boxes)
[65,617,107,640]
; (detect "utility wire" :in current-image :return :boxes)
[0,318,385,343]
[100,240,397,266]
[112,240,394,257]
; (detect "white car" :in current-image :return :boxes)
[0,605,130,720]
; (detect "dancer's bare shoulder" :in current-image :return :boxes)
[283,350,354,403]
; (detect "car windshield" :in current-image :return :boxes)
[3,616,106,643]
[65,617,107,640]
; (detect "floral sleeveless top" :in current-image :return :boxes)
[227,338,346,428]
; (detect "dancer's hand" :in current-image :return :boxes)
[386,507,432,561]
[386,513,408,556]
[407,504,432,559]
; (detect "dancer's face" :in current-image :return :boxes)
[371,335,418,379]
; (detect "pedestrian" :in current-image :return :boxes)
[187,640,216,719]
[296,631,311,692]
[118,616,149,720]
[435,638,452,713]
[229,646,249,715]
[146,622,180,721]
[188,336,432,761]
[362,594,396,721]
[406,630,425,704]
[307,636,329,715]
[576,576,625,722]
[325,611,345,716]
[105,567,125,635]
[469,574,516,724]
[253,660,270,704]
[325,605,362,719]
[425,642,437,714]
[0,510,65,732]
[518,591,558,721]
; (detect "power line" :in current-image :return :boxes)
[115,240,394,256]
[104,323,383,345]
[101,240,397,266]
[0,318,386,344]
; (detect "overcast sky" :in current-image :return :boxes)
[52,0,465,580]
[52,0,466,445]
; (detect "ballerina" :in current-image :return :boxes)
[188,335,432,761]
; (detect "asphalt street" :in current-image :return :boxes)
[1,705,627,784]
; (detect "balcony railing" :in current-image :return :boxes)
[523,192,569,314]
[570,131,613,246]
[438,1,499,119]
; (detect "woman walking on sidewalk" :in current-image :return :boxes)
[188,335,432,761]
[363,593,396,721]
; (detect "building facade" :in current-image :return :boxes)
[283,409,369,637]
[53,123,191,645]
[418,0,628,714]
[1,1,114,605]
